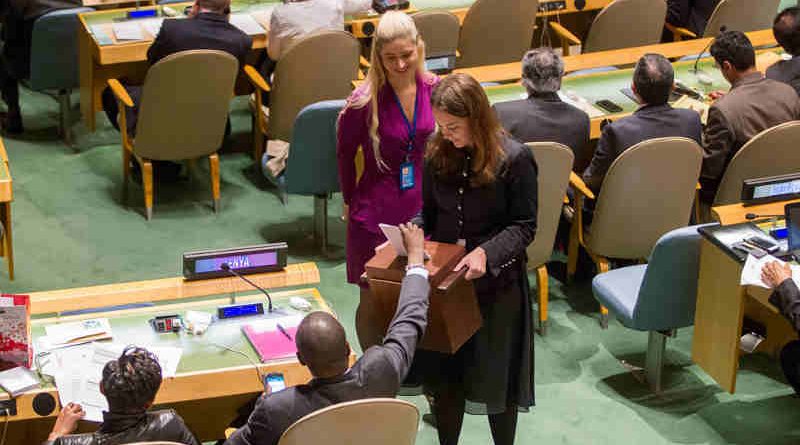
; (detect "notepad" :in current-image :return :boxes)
[0,366,39,397]
[112,22,145,41]
[43,318,112,349]
[230,14,265,35]
[242,316,302,362]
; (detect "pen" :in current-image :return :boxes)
[276,323,292,341]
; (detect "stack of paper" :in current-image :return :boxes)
[112,22,145,41]
[41,318,112,350]
[230,14,265,35]
[250,6,275,29]
[740,254,800,288]
[672,95,710,125]
[141,18,165,38]
[0,366,39,397]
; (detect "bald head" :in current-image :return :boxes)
[296,312,350,377]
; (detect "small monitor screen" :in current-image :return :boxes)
[195,252,278,273]
[753,179,800,199]
[788,204,800,251]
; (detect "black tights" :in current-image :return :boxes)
[434,385,518,445]
[781,340,800,394]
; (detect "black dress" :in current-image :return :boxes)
[414,135,538,415]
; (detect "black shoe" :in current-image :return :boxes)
[0,112,23,135]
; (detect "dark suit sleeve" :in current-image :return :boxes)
[769,279,800,333]
[224,395,283,445]
[480,145,538,277]
[666,0,690,27]
[147,19,173,65]
[700,105,734,191]
[582,122,617,194]
[173,416,201,445]
[362,274,430,386]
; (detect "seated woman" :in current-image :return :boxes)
[45,347,199,445]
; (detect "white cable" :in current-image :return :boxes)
[208,340,264,388]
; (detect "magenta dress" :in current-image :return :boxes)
[337,72,439,284]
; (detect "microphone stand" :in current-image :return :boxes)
[221,263,274,312]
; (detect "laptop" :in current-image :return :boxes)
[786,202,800,261]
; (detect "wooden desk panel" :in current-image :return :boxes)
[712,199,800,225]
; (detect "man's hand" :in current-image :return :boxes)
[708,90,726,101]
[762,261,793,288]
[47,403,85,441]
[400,223,424,266]
[454,247,487,281]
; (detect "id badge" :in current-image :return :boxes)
[400,161,415,190]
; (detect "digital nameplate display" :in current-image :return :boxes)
[183,243,288,280]
[742,173,800,206]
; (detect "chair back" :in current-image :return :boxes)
[412,10,460,58]
[124,442,186,445]
[713,120,800,206]
[29,7,95,91]
[456,0,539,68]
[278,398,419,445]
[583,0,666,53]
[703,0,781,37]
[632,224,711,331]
[135,50,238,160]
[526,142,574,269]
[285,100,345,196]
[270,30,360,143]
[588,137,702,259]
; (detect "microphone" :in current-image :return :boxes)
[745,213,783,220]
[692,25,726,76]
[220,263,274,313]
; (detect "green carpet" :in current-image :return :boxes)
[2,85,799,444]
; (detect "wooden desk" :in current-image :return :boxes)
[5,263,357,443]
[712,199,800,226]
[458,29,777,83]
[0,138,14,280]
[692,206,796,393]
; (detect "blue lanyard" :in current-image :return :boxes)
[392,88,418,155]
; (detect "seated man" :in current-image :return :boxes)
[761,261,800,395]
[582,53,702,195]
[0,0,82,134]
[767,7,800,96]
[493,48,591,173]
[700,30,800,202]
[45,347,199,445]
[664,0,720,40]
[225,223,430,445]
[102,0,252,137]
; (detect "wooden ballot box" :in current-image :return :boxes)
[365,241,482,354]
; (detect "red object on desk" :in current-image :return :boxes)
[0,294,31,371]
[242,323,298,362]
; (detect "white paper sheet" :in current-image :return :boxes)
[250,6,275,29]
[112,22,146,41]
[140,18,164,37]
[740,254,800,288]
[558,90,606,118]
[230,13,265,35]
[43,318,112,349]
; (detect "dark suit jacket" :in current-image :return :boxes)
[49,409,199,445]
[770,279,800,333]
[147,13,252,68]
[700,73,800,202]
[582,103,702,194]
[224,273,430,445]
[493,92,592,172]
[766,56,800,97]
[666,0,720,36]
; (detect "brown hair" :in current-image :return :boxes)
[427,73,504,186]
[196,0,230,13]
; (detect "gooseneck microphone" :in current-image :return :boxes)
[692,25,727,75]
[745,213,783,220]
[220,263,274,312]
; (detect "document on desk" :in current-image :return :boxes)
[558,90,605,118]
[740,254,800,288]
[250,6,275,30]
[230,13,265,35]
[41,318,112,350]
[112,21,146,41]
[140,18,164,38]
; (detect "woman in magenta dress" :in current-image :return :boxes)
[337,11,437,348]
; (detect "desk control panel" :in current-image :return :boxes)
[539,1,568,12]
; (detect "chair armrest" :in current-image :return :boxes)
[550,22,581,56]
[665,23,697,41]
[244,65,271,92]
[107,79,134,108]
[570,172,595,200]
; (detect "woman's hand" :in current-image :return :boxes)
[455,247,487,280]
[762,261,793,288]
[47,403,85,441]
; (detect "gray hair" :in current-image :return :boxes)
[521,47,564,95]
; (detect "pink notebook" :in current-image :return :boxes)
[242,323,298,362]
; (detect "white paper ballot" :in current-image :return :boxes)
[379,223,408,256]
[141,18,164,37]
[740,254,800,288]
[112,22,145,41]
[230,14,265,35]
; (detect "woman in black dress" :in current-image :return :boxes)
[415,73,538,445]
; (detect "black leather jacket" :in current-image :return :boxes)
[48,409,199,445]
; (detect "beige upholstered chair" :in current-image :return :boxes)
[456,0,539,68]
[668,0,782,40]
[712,121,800,207]
[125,443,186,445]
[568,138,703,327]
[551,0,667,56]
[412,10,460,59]
[525,142,574,336]
[277,398,419,445]
[246,30,360,161]
[108,50,237,220]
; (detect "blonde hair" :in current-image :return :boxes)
[352,11,426,170]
